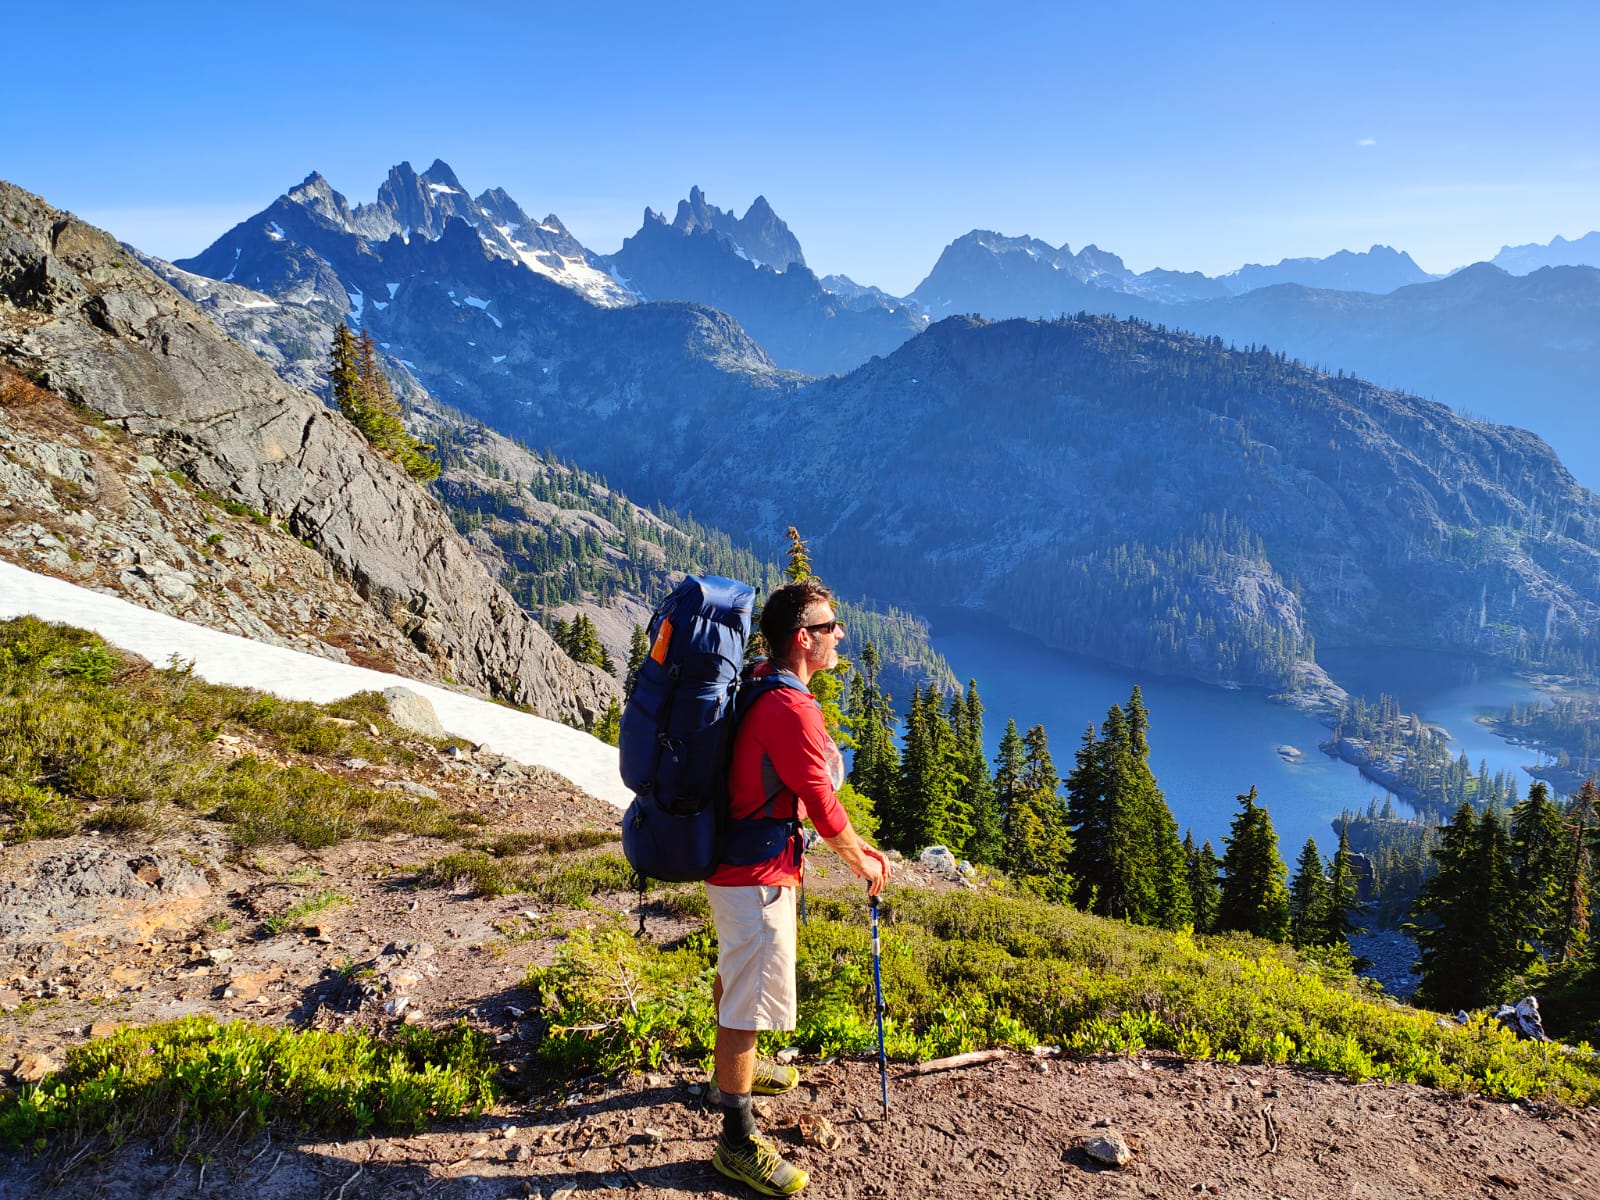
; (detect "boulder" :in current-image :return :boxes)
[383,686,447,739]
[1084,1131,1133,1166]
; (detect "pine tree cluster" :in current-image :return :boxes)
[1065,689,1191,926]
[328,326,440,481]
[546,613,614,674]
[1407,779,1599,1014]
[1330,691,1528,817]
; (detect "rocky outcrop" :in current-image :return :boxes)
[0,179,616,723]
[668,186,807,271]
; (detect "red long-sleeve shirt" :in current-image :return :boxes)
[706,670,850,888]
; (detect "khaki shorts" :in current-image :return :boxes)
[707,883,798,1031]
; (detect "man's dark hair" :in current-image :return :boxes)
[759,579,834,661]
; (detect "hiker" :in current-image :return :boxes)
[706,579,891,1197]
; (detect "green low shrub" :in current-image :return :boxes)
[523,887,1600,1105]
[0,1016,497,1150]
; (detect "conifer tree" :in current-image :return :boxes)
[956,680,1003,866]
[327,325,439,480]
[626,623,649,680]
[1065,722,1109,911]
[1555,778,1596,964]
[1098,703,1159,922]
[1218,786,1290,941]
[330,324,361,414]
[1153,812,1195,930]
[1000,724,1072,901]
[890,686,966,853]
[1510,781,1567,953]
[779,526,851,744]
[1066,689,1188,927]
[784,525,813,583]
[846,641,899,820]
[1184,832,1222,933]
[1318,823,1361,946]
[993,718,1026,852]
[594,697,622,746]
[1410,803,1532,1009]
[1288,837,1331,947]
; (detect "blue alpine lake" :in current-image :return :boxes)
[920,613,1562,859]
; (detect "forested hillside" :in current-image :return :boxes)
[422,414,954,695]
[493,313,1600,700]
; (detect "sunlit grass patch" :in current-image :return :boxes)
[260,888,352,937]
[419,848,635,907]
[0,1016,498,1151]
[0,616,474,849]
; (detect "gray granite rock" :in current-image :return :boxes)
[0,180,617,725]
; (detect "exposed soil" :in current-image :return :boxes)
[3,749,1598,1200]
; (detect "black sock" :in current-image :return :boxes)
[720,1091,756,1145]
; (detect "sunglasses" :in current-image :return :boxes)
[800,618,845,636]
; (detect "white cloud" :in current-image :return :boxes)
[1356,137,1378,147]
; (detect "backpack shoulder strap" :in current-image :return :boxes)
[732,668,819,821]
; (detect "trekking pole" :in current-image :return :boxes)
[870,893,888,1120]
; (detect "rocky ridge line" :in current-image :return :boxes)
[0,180,617,723]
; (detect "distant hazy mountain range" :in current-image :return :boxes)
[173,161,1599,481]
[71,163,1585,697]
[1492,232,1600,275]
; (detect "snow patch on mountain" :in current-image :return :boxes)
[0,561,629,810]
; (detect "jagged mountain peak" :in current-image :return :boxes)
[284,172,354,230]
[653,186,806,270]
[424,158,463,186]
[671,186,717,236]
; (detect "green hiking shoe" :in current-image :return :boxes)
[707,1059,800,1102]
[752,1058,800,1095]
[712,1132,809,1197]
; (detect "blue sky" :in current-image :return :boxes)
[6,1,1596,294]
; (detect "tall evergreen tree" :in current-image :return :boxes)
[1066,689,1187,926]
[952,681,1001,866]
[1318,823,1361,946]
[1000,724,1072,901]
[846,641,900,818]
[1218,786,1290,941]
[1410,802,1532,1009]
[1065,722,1109,910]
[1288,837,1331,947]
[886,686,960,853]
[1510,781,1567,954]
[330,324,361,416]
[626,623,649,681]
[327,325,439,480]
[1185,832,1223,933]
[1555,778,1596,964]
[993,718,1026,856]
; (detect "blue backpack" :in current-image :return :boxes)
[619,574,806,885]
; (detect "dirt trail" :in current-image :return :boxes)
[5,1052,1598,1199]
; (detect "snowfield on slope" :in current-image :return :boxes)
[0,560,629,811]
